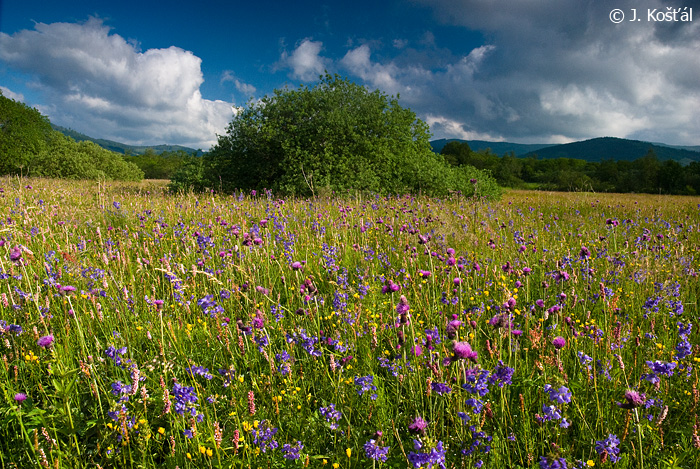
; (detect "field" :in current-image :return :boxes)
[0,177,698,468]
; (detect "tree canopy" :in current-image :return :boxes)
[179,74,500,198]
[0,91,143,181]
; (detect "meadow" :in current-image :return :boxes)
[0,176,698,468]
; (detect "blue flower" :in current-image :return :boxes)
[595,434,621,463]
[355,375,378,400]
[364,439,389,462]
[544,384,572,404]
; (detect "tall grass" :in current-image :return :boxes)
[0,177,698,468]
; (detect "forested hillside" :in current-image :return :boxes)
[0,91,143,181]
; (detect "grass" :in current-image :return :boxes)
[0,177,699,468]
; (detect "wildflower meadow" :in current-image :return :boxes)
[0,176,699,468]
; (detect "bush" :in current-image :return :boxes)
[194,74,500,199]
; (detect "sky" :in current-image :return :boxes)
[1,0,699,150]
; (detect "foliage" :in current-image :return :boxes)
[0,91,143,181]
[193,74,500,199]
[125,149,192,180]
[0,90,53,175]
[0,178,698,468]
[441,140,700,194]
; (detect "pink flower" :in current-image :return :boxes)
[452,341,478,363]
[37,334,54,348]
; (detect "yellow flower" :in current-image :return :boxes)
[199,445,206,455]
[206,448,213,457]
[586,461,595,467]
[333,464,339,469]
[157,427,165,435]
[186,453,192,460]
[346,448,352,458]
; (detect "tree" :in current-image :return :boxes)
[193,74,500,198]
[0,91,142,181]
[440,141,472,166]
[0,90,53,175]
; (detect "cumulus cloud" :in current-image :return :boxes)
[278,38,329,82]
[0,86,24,102]
[400,0,700,144]
[0,17,233,148]
[340,45,405,95]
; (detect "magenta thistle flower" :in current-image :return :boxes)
[552,336,566,350]
[9,247,22,262]
[14,393,27,403]
[452,341,478,363]
[37,334,54,348]
[617,390,645,409]
[396,295,410,316]
[408,416,428,435]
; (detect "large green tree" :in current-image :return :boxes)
[0,90,53,175]
[193,74,500,198]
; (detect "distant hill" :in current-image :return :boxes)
[430,138,553,156]
[52,124,203,156]
[521,137,700,164]
[431,137,700,165]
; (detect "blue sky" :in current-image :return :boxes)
[1,0,699,149]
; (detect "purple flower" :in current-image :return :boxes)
[396,295,410,316]
[539,456,568,469]
[282,441,303,460]
[9,247,22,262]
[354,375,378,400]
[60,285,76,296]
[37,334,54,348]
[552,336,566,350]
[535,299,545,308]
[291,261,303,270]
[452,341,478,363]
[579,246,591,259]
[14,393,27,403]
[595,434,621,462]
[430,382,452,396]
[408,416,428,435]
[364,439,389,462]
[616,390,645,409]
[544,384,572,404]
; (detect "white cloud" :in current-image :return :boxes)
[221,71,257,97]
[424,114,502,141]
[279,38,329,82]
[340,45,404,96]
[0,18,233,148]
[0,86,24,102]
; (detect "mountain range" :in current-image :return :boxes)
[53,125,699,165]
[430,137,700,165]
[52,125,204,155]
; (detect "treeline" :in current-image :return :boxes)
[0,92,143,181]
[441,141,700,194]
[124,149,193,180]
